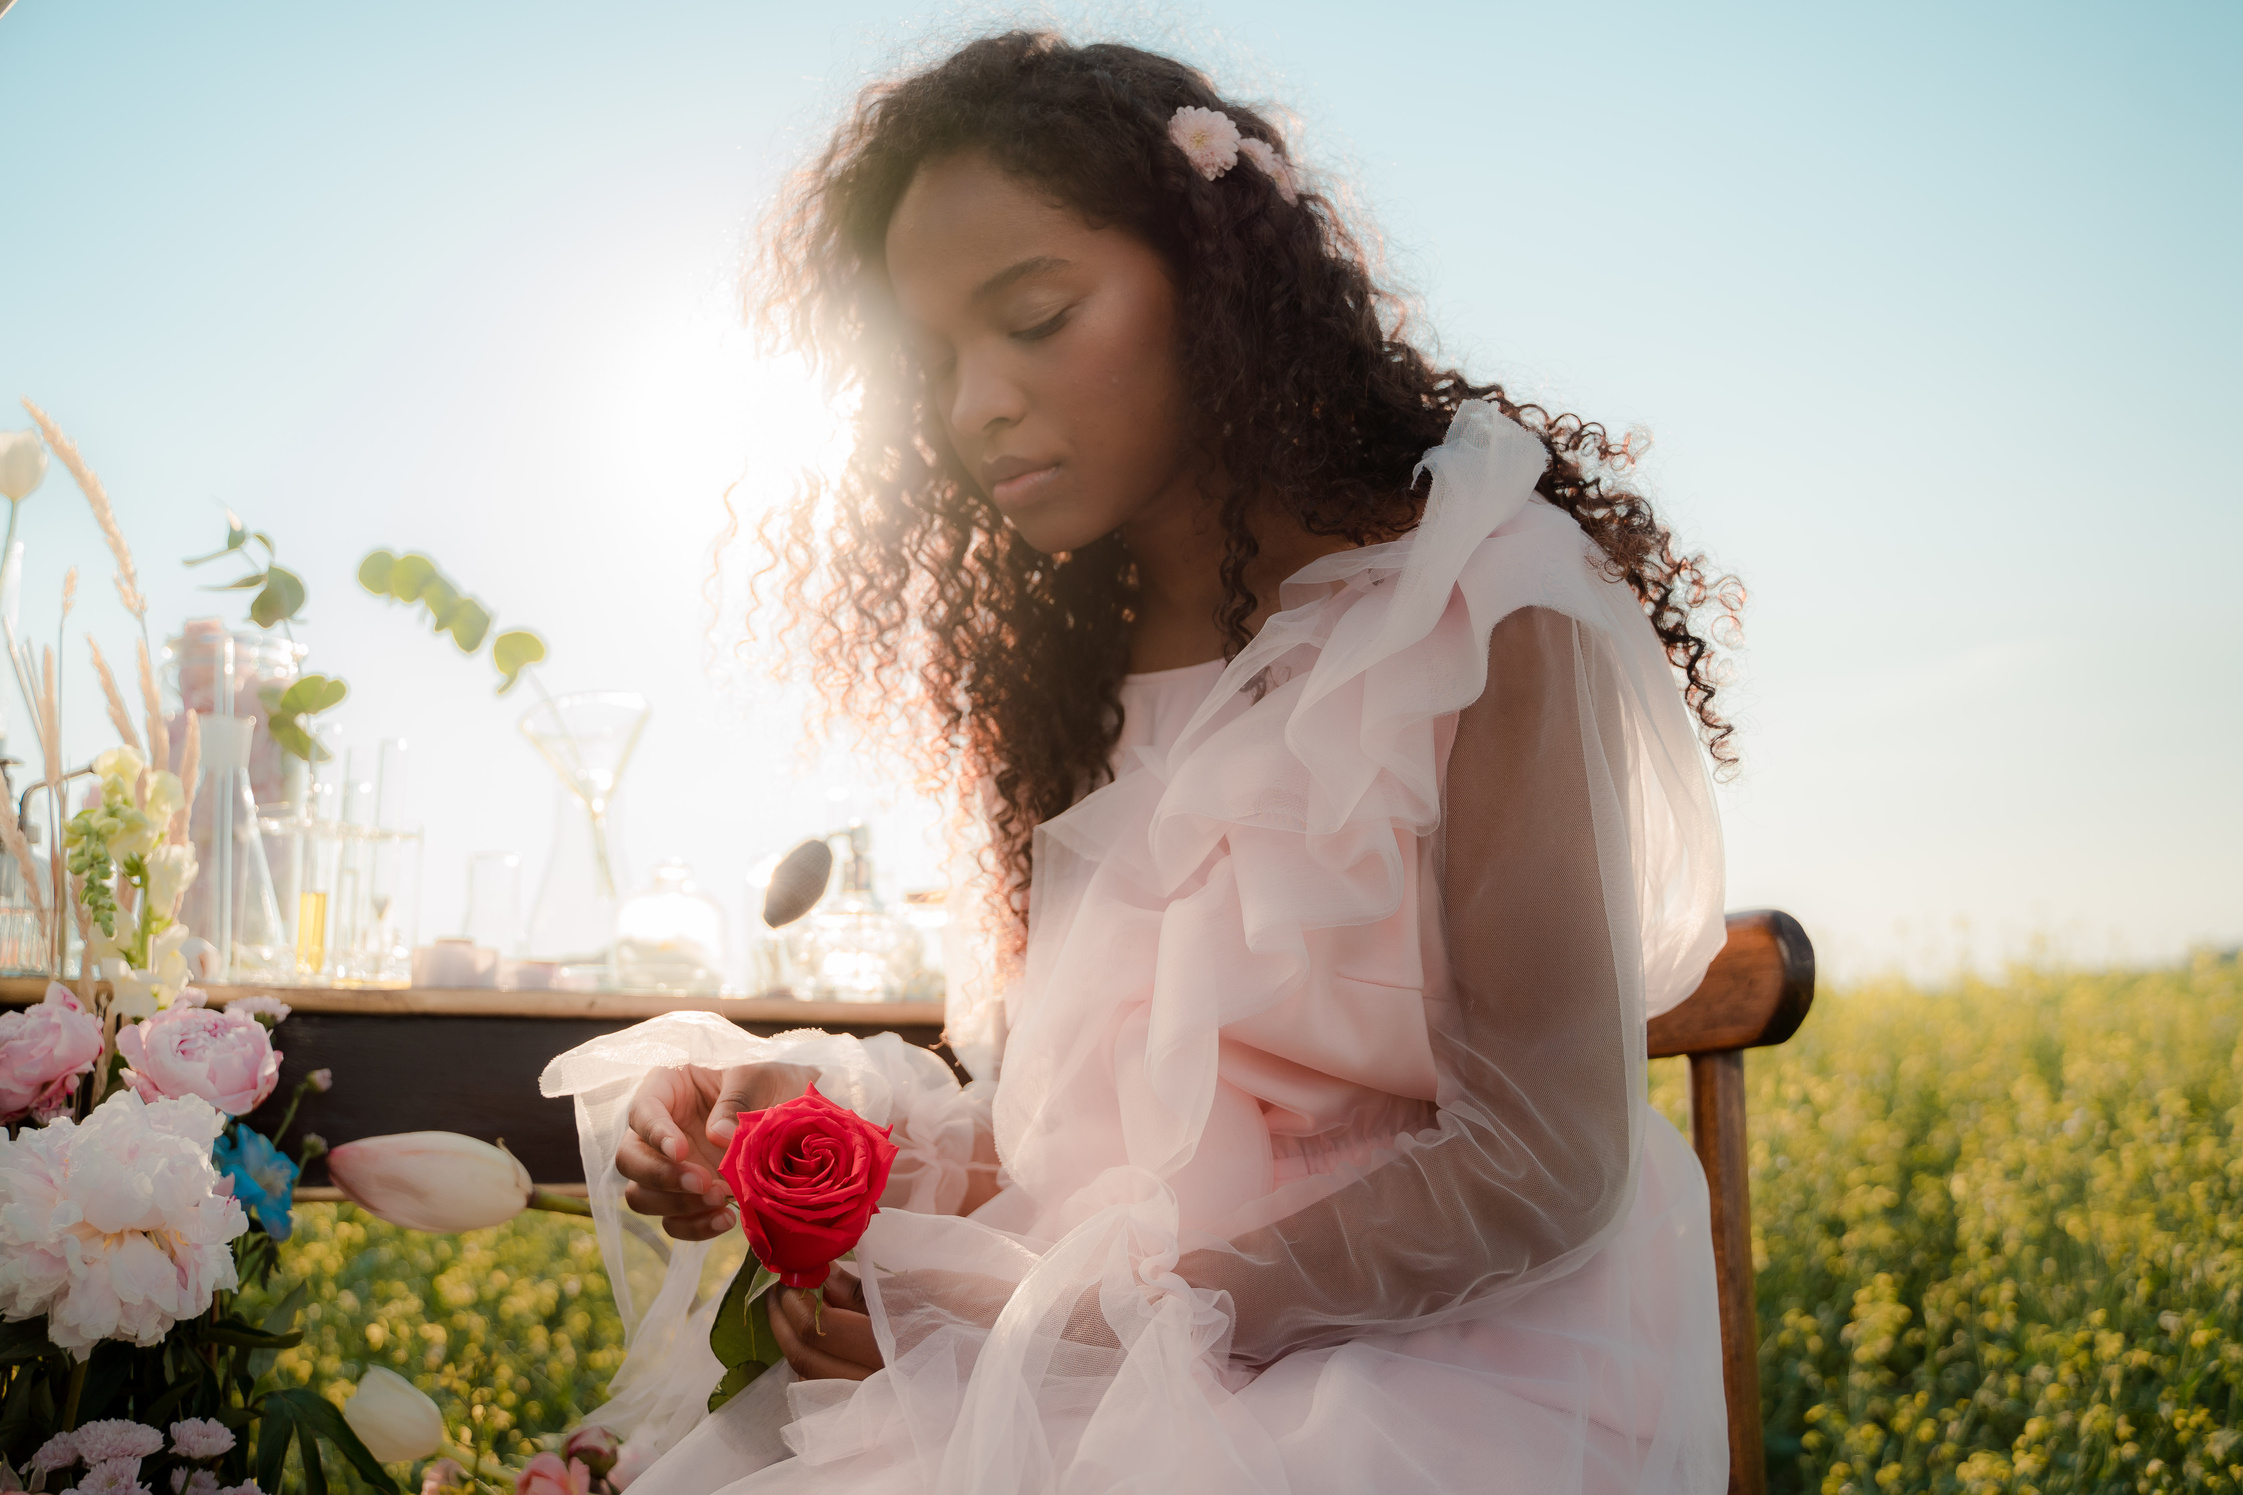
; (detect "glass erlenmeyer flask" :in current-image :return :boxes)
[519,691,648,985]
[182,712,288,980]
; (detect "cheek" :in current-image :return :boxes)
[1054,301,1186,499]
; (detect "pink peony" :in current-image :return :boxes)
[0,1092,246,1356]
[214,1484,262,1495]
[513,1454,590,1495]
[222,995,290,1025]
[169,1472,218,1495]
[168,1419,234,1460]
[0,983,102,1121]
[116,1006,280,1116]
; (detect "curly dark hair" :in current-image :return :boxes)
[739,31,1740,922]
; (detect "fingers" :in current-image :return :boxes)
[768,1287,881,1381]
[706,1062,819,1146]
[626,1074,700,1168]
[617,1129,728,1204]
[660,1205,738,1243]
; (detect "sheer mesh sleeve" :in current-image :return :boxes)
[1182,606,1649,1365]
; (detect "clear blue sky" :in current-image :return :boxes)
[1,0,2235,980]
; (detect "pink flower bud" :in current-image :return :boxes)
[514,1453,590,1495]
[561,1426,620,1478]
[325,1132,534,1232]
[307,1068,334,1093]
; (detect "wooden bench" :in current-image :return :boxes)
[0,905,1812,1493]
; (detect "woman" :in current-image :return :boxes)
[545,31,1739,1495]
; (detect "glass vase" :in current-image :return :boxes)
[519,691,648,986]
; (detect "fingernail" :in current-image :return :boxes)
[663,1137,685,1161]
[709,1119,736,1141]
[703,1185,729,1207]
[680,1169,706,1193]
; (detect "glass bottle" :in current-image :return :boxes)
[614,859,728,994]
[781,824,923,1002]
[182,712,289,981]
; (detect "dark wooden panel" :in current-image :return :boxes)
[235,1011,949,1187]
[1690,1048,1767,1495]
[1648,910,1816,1060]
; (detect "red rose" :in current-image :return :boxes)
[718,1083,898,1289]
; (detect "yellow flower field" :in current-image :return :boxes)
[252,954,2242,1493]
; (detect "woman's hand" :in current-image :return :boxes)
[616,1062,817,1241]
[768,1268,884,1381]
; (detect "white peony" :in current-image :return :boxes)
[71,1422,163,1463]
[74,1457,153,1495]
[0,1091,247,1357]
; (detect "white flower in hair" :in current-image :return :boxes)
[1168,105,1240,181]
[1238,138,1299,204]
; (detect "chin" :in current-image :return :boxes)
[1000,504,1115,557]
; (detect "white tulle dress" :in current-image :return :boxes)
[542,402,1731,1495]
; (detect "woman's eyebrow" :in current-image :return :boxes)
[972,255,1071,304]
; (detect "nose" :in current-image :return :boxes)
[947,344,1027,442]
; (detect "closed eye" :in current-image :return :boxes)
[1013,309,1069,342]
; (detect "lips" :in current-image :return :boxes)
[983,455,1062,509]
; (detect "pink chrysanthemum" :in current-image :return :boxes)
[1237,139,1299,204]
[1167,106,1240,181]
[31,1431,81,1472]
[72,1422,164,1464]
[169,1419,235,1461]
[73,1457,152,1495]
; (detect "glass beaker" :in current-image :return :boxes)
[164,620,308,808]
[518,691,648,985]
[182,712,289,981]
[463,850,524,956]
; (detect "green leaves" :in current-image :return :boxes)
[359,548,548,694]
[492,630,545,695]
[254,1388,402,1495]
[707,1260,781,1412]
[260,673,348,765]
[187,509,306,628]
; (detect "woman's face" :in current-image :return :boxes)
[884,151,1193,555]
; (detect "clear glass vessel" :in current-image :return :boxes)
[614,859,727,994]
[780,825,924,1002]
[519,691,649,986]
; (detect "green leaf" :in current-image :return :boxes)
[386,553,436,604]
[707,1357,773,1413]
[209,571,269,591]
[203,1322,305,1350]
[279,674,347,715]
[261,1282,310,1336]
[250,566,307,628]
[183,510,252,567]
[444,599,491,653]
[708,1260,780,1371]
[0,1317,58,1363]
[255,1396,296,1494]
[358,550,396,594]
[276,1388,404,1494]
[492,630,546,694]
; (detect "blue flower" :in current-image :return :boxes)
[213,1126,298,1242]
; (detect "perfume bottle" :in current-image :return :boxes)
[781,824,923,1002]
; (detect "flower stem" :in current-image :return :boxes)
[60,1357,87,1430]
[528,1189,593,1218]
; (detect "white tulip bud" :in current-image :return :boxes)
[340,1367,447,1464]
[324,1131,534,1232]
[0,431,45,503]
